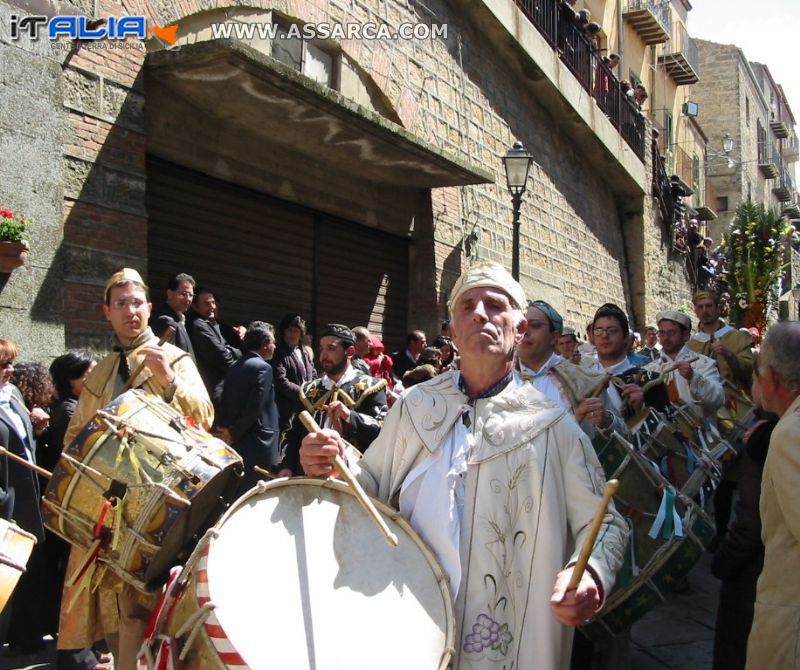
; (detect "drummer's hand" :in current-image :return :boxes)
[576,398,609,429]
[676,360,694,380]
[300,429,346,477]
[30,406,50,432]
[323,401,351,423]
[550,568,601,627]
[214,427,232,445]
[710,341,732,361]
[621,383,644,411]
[139,346,176,387]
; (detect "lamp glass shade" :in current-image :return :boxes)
[792,283,800,302]
[722,135,734,154]
[503,141,533,196]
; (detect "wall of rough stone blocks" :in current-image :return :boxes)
[0,4,66,360]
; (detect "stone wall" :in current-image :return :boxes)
[0,3,66,360]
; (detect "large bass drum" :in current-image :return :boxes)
[42,389,243,591]
[138,478,455,670]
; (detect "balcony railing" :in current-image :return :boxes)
[513,0,646,160]
[784,135,799,163]
[773,166,795,202]
[784,191,800,219]
[758,141,781,179]
[652,133,673,222]
[623,0,671,45]
[657,22,700,85]
[672,145,696,195]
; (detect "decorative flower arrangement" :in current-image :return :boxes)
[0,208,30,246]
[720,200,791,331]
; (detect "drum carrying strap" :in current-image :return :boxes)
[619,516,641,588]
[648,486,683,540]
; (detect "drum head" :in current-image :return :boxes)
[202,478,453,670]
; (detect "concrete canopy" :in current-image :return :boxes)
[146,39,493,189]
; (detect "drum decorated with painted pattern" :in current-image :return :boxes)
[42,389,243,592]
[584,432,715,639]
[138,478,455,670]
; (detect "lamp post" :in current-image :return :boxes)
[792,282,800,319]
[502,141,534,281]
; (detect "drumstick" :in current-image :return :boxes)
[299,410,398,547]
[254,465,278,479]
[566,478,619,592]
[0,446,52,479]
[583,373,612,400]
[118,326,176,395]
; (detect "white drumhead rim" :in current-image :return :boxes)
[184,476,455,669]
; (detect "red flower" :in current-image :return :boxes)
[0,209,13,219]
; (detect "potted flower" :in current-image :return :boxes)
[0,208,30,273]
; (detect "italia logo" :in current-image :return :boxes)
[9,14,179,44]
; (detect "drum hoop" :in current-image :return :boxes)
[179,477,456,669]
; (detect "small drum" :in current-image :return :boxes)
[42,389,243,591]
[622,408,715,499]
[0,518,36,614]
[584,433,715,638]
[139,478,455,670]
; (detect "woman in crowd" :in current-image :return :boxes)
[0,341,47,654]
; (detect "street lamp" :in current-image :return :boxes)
[502,141,534,281]
[722,134,735,154]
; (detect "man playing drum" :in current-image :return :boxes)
[301,262,628,670]
[646,311,725,421]
[688,291,754,390]
[517,300,628,440]
[59,268,213,670]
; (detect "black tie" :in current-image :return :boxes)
[114,346,131,383]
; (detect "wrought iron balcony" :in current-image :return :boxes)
[758,141,781,179]
[784,135,799,163]
[672,145,696,195]
[512,0,646,160]
[657,22,700,85]
[623,0,671,45]
[773,167,795,202]
[771,118,790,139]
[784,191,800,220]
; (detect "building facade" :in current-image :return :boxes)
[2,0,709,359]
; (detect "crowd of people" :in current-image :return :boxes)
[1,262,799,670]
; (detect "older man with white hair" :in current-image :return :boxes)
[746,321,800,669]
[301,261,627,670]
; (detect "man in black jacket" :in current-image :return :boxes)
[149,272,196,360]
[217,322,281,497]
[281,324,387,475]
[189,287,244,409]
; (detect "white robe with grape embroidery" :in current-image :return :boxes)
[352,371,628,670]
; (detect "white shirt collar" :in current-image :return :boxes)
[520,352,562,378]
[321,363,358,390]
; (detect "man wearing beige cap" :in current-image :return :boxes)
[688,290,754,390]
[59,268,213,670]
[301,261,627,670]
[645,310,724,420]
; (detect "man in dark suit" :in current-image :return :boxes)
[189,287,244,409]
[391,329,427,380]
[217,322,280,497]
[150,272,196,360]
